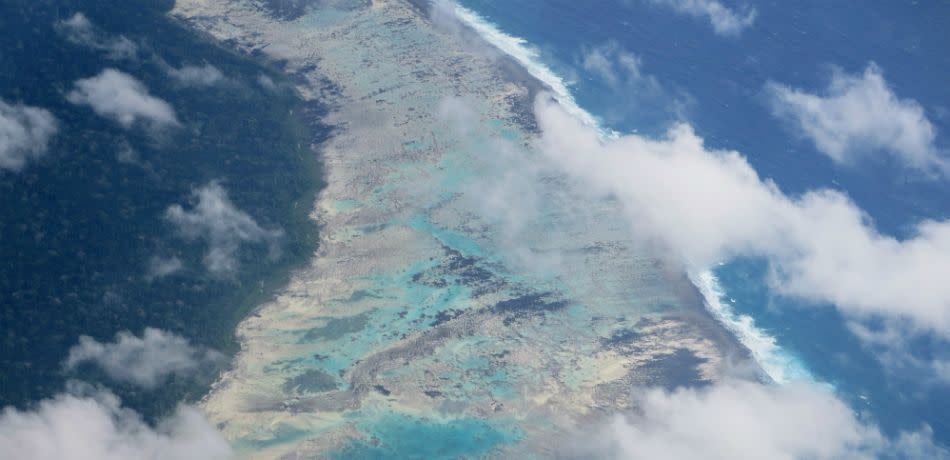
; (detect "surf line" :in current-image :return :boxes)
[447,2,605,132]
[688,268,813,384]
[445,0,812,385]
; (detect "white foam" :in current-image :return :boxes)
[449,3,614,136]
[689,269,813,384]
[448,1,810,386]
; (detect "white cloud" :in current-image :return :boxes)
[165,181,283,276]
[67,69,179,129]
[0,385,233,460]
[0,99,58,172]
[934,360,950,384]
[145,256,184,281]
[116,141,141,165]
[64,328,222,388]
[162,62,226,87]
[533,95,950,343]
[768,64,945,173]
[583,380,946,459]
[256,75,276,91]
[649,0,756,36]
[55,13,96,44]
[581,42,654,91]
[429,0,496,57]
[578,42,687,125]
[437,97,565,274]
[847,321,950,386]
[55,13,138,60]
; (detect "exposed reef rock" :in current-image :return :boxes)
[172,0,757,457]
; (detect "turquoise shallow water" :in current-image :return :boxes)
[331,413,519,460]
[170,1,769,457]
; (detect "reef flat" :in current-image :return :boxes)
[171,0,755,457]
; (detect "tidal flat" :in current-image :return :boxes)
[171,0,756,457]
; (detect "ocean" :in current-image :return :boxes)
[135,0,950,456]
[452,0,950,446]
[171,0,766,456]
[0,0,326,417]
[3,0,947,457]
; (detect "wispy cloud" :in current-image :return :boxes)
[934,359,950,384]
[847,320,950,387]
[145,255,184,281]
[159,61,226,87]
[0,99,58,172]
[649,0,756,36]
[579,41,688,125]
[580,379,946,459]
[256,75,276,91]
[767,64,946,174]
[165,181,283,276]
[0,383,233,460]
[533,95,950,348]
[54,13,138,60]
[67,69,179,129]
[64,328,223,389]
[581,42,649,90]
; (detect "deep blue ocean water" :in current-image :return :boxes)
[0,0,325,417]
[457,0,950,447]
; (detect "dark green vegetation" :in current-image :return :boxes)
[0,0,327,416]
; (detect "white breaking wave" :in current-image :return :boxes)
[449,3,611,135]
[448,1,810,386]
[690,269,813,384]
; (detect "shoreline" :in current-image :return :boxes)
[172,0,762,457]
[412,0,760,378]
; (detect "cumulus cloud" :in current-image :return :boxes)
[583,380,947,459]
[161,62,226,87]
[533,95,950,343]
[67,69,179,129]
[145,256,184,281]
[64,328,222,389]
[54,13,138,60]
[767,64,946,173]
[0,384,232,460]
[649,0,756,36]
[165,181,283,276]
[0,99,58,172]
